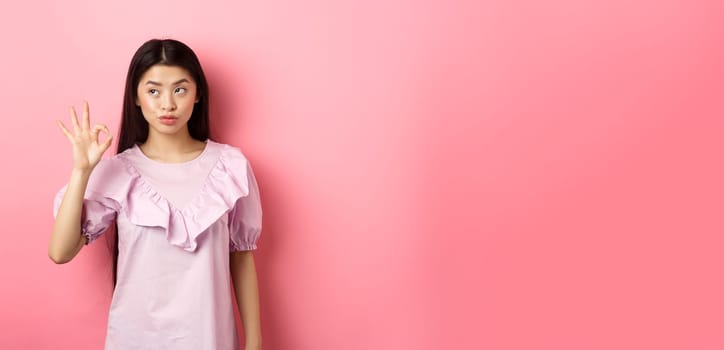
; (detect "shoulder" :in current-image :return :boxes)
[92,153,129,178]
[85,152,135,195]
[206,140,254,185]
[210,140,250,164]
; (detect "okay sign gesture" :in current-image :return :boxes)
[56,101,113,171]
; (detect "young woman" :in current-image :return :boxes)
[48,39,262,350]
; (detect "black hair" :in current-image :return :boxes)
[112,38,211,287]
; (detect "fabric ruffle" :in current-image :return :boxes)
[53,184,118,245]
[107,144,252,252]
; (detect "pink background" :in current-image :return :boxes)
[0,0,722,349]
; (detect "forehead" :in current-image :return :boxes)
[138,65,195,84]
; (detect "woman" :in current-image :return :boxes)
[49,38,262,350]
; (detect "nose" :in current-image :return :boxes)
[161,93,177,111]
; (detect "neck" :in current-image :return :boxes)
[141,128,205,160]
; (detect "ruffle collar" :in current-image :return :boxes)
[106,141,251,252]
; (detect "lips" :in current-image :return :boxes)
[159,115,178,125]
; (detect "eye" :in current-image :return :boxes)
[148,89,159,96]
[175,87,187,94]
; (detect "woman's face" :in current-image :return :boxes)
[136,64,198,137]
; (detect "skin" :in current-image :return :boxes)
[134,65,206,160]
[49,65,262,349]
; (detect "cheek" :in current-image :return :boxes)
[137,95,153,108]
[178,96,196,112]
[182,96,196,109]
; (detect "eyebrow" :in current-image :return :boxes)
[145,78,190,86]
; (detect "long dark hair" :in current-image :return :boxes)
[112,39,211,287]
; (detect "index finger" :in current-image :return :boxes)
[82,100,90,131]
[56,119,72,139]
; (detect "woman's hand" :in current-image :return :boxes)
[56,100,113,171]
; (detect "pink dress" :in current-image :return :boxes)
[53,140,262,350]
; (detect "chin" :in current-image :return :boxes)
[151,125,188,135]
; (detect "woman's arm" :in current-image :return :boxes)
[49,101,112,264]
[48,169,90,263]
[230,251,262,350]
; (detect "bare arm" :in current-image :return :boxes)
[230,251,262,350]
[48,169,91,263]
[48,101,112,264]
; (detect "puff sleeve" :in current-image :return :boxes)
[228,161,262,252]
[52,160,121,245]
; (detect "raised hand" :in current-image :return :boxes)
[56,100,113,171]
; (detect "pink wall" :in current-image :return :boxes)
[0,0,722,349]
